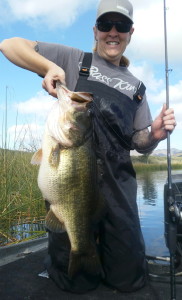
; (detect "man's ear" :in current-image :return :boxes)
[93,26,98,41]
[130,27,134,35]
[128,27,134,44]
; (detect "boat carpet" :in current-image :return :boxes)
[0,248,182,300]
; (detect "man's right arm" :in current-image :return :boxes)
[0,37,65,97]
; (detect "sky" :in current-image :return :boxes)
[0,0,182,152]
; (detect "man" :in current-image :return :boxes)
[0,0,176,294]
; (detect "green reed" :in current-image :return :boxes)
[0,148,46,246]
[0,87,46,246]
[132,155,182,172]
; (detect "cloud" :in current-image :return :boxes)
[7,91,56,150]
[129,62,164,92]
[1,0,181,64]
[14,91,55,118]
[171,103,182,130]
[169,81,182,103]
[129,62,182,129]
[127,0,182,64]
[0,0,98,28]
[150,80,182,105]
[1,0,181,150]
[8,122,44,151]
[150,80,182,128]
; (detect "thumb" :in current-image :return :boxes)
[158,103,166,118]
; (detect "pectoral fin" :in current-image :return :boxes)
[49,144,61,167]
[46,209,65,233]
[31,149,42,165]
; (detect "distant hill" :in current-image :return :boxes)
[131,148,182,157]
[151,148,182,157]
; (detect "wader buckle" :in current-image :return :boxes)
[133,81,146,102]
[79,67,90,76]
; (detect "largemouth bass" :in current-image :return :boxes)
[31,82,103,278]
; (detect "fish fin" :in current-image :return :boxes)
[68,244,103,279]
[46,209,65,233]
[31,149,42,165]
[49,144,61,167]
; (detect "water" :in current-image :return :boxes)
[137,169,182,258]
[1,169,182,250]
[11,222,45,240]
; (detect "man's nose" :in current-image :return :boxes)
[108,25,119,35]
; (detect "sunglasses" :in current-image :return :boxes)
[96,20,132,33]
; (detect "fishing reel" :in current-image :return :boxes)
[164,174,182,257]
[168,201,182,224]
[164,174,182,225]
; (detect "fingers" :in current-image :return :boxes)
[158,103,176,131]
[162,110,176,131]
[42,78,57,98]
[159,104,174,118]
[159,103,167,117]
[42,66,66,98]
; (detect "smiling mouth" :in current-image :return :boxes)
[106,42,119,45]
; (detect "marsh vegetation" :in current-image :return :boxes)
[0,148,46,246]
[0,147,182,246]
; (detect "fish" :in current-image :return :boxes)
[31,81,103,278]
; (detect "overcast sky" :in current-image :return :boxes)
[0,0,181,151]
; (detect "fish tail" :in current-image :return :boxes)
[68,245,102,279]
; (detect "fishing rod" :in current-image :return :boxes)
[146,3,182,298]
[163,0,177,299]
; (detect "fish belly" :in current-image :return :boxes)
[38,139,98,252]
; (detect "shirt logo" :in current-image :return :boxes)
[90,66,136,94]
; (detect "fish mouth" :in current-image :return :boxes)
[71,92,93,103]
[56,81,93,103]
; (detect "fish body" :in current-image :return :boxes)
[31,82,103,278]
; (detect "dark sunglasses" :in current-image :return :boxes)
[96,20,132,33]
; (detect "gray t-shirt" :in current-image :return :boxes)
[36,42,152,131]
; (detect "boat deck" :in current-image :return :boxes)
[0,239,182,300]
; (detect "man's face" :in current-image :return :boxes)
[93,13,134,66]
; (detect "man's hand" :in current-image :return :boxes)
[151,104,176,141]
[42,65,66,98]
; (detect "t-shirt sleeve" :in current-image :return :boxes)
[35,42,84,90]
[133,94,153,131]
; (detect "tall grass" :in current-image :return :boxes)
[0,88,46,246]
[132,155,182,172]
[0,148,46,246]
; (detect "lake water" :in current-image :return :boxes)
[137,169,182,258]
[1,169,182,250]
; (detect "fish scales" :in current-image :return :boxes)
[31,82,103,278]
[56,143,97,250]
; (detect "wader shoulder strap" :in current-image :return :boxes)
[78,52,146,104]
[79,52,92,76]
[133,81,146,102]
